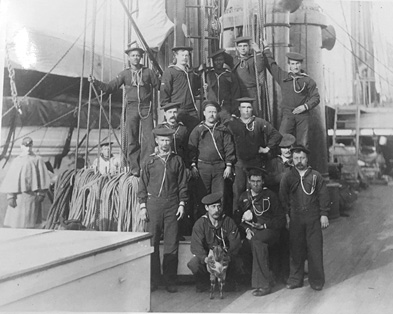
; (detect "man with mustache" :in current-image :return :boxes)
[157,102,189,164]
[188,100,236,218]
[138,128,188,293]
[187,192,242,292]
[279,146,330,291]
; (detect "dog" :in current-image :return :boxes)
[206,245,231,299]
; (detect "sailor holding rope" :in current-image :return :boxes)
[89,43,159,177]
[262,40,320,149]
[279,145,329,291]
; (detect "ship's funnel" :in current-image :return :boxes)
[274,0,303,13]
[322,25,336,50]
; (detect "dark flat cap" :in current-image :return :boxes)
[202,192,223,205]
[209,49,226,59]
[172,46,193,52]
[202,100,221,111]
[234,36,252,43]
[236,97,255,103]
[125,46,145,55]
[152,128,175,137]
[161,102,181,111]
[286,52,304,61]
[246,167,268,177]
[290,145,310,155]
[99,141,114,147]
[279,134,296,147]
[22,137,33,147]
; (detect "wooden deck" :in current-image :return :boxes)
[151,185,393,313]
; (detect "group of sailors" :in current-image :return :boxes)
[89,36,330,297]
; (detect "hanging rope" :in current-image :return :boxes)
[85,0,98,167]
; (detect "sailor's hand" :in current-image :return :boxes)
[262,39,269,50]
[191,166,199,179]
[88,75,96,83]
[320,215,329,229]
[140,206,148,222]
[258,146,270,154]
[8,198,17,208]
[292,104,307,115]
[176,205,185,221]
[197,63,206,73]
[246,228,254,240]
[242,209,253,222]
[251,42,261,53]
[223,166,232,179]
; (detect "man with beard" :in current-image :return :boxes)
[280,146,330,291]
[157,102,189,164]
[187,192,242,292]
[228,97,282,216]
[160,46,201,131]
[237,168,285,296]
[204,49,240,124]
[265,133,296,194]
[89,44,159,177]
[92,141,121,175]
[188,100,236,218]
[138,128,188,293]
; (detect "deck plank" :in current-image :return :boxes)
[151,185,393,313]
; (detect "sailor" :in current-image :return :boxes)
[204,49,240,124]
[279,145,330,291]
[187,192,242,292]
[160,46,201,131]
[227,97,282,216]
[156,102,189,165]
[188,100,236,218]
[0,137,51,229]
[156,102,193,237]
[262,40,320,149]
[237,167,286,296]
[89,43,159,176]
[92,141,121,176]
[265,133,296,194]
[138,127,188,293]
[231,36,264,117]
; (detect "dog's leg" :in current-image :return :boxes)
[209,274,216,300]
[219,278,225,299]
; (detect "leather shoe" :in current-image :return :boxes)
[286,283,303,289]
[310,284,323,291]
[252,288,271,297]
[166,285,178,293]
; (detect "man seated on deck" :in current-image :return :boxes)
[138,128,188,293]
[236,167,286,296]
[187,192,242,292]
[92,141,121,176]
[280,145,329,291]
